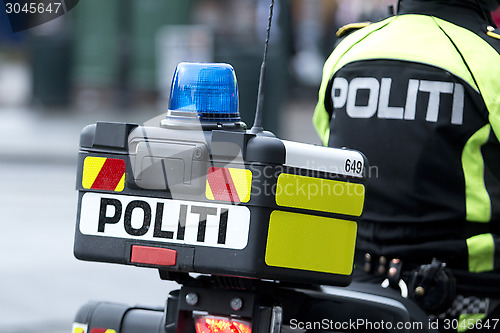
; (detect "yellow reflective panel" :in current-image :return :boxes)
[275,174,365,216]
[265,211,357,275]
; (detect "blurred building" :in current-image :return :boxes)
[0,0,399,133]
[70,0,292,134]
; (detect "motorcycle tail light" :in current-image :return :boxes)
[194,315,252,333]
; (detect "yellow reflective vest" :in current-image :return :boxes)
[313,13,500,279]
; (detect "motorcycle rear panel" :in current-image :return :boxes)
[74,121,366,286]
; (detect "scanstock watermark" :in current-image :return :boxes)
[289,318,500,331]
[2,0,79,32]
[289,318,424,331]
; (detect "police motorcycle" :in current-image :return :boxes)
[71,2,439,333]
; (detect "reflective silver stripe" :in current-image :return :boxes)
[282,140,365,178]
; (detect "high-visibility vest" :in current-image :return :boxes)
[313,14,500,273]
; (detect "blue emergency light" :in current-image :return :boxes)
[168,62,241,122]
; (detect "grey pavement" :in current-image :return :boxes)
[0,100,320,333]
[0,146,178,333]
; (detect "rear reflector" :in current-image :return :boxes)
[130,245,177,266]
[90,329,116,333]
[195,315,252,333]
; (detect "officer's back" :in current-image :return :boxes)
[314,0,500,325]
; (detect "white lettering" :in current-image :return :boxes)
[452,83,464,125]
[378,78,404,119]
[404,79,420,120]
[419,80,454,122]
[332,77,348,108]
[334,77,464,125]
[346,77,379,118]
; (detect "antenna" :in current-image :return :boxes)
[249,0,275,134]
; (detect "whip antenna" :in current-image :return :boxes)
[250,0,275,134]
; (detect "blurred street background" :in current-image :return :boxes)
[2,1,499,333]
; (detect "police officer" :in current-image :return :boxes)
[313,0,500,326]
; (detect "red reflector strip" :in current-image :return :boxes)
[90,329,116,333]
[207,167,240,202]
[91,158,126,191]
[131,245,177,266]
